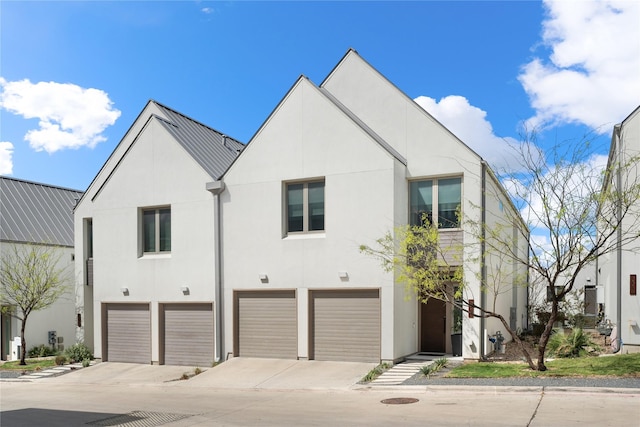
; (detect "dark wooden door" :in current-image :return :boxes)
[420,299,446,353]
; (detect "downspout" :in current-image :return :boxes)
[480,161,487,359]
[207,180,225,362]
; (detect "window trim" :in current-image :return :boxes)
[140,206,171,255]
[284,178,325,236]
[409,176,462,230]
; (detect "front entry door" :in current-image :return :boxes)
[420,299,446,353]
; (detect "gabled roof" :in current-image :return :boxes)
[321,48,483,165]
[0,176,82,247]
[76,100,244,208]
[152,101,244,180]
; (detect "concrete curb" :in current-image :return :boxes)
[352,383,640,395]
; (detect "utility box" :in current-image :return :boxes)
[48,330,57,346]
[10,336,21,361]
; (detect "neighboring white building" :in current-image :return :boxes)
[1,177,81,360]
[221,49,528,362]
[74,50,528,364]
[598,105,640,353]
[73,101,243,365]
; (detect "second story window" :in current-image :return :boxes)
[410,177,461,229]
[286,180,324,234]
[143,207,171,253]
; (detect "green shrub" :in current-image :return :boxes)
[547,328,598,358]
[82,358,91,368]
[28,344,57,358]
[420,358,448,378]
[64,343,93,363]
[361,362,390,382]
[55,355,67,366]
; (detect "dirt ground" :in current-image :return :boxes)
[485,330,612,362]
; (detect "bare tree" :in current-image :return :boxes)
[362,133,640,371]
[481,133,640,370]
[0,243,70,365]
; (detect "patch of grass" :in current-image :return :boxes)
[0,359,57,372]
[447,353,640,378]
[361,362,390,382]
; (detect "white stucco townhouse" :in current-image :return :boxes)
[598,105,640,353]
[75,50,528,365]
[221,49,529,363]
[73,101,243,365]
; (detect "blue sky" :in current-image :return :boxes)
[1,0,639,192]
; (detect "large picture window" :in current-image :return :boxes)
[410,177,461,229]
[143,207,171,253]
[286,180,324,234]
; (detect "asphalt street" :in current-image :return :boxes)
[1,360,639,426]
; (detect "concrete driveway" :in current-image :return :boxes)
[185,357,375,390]
[48,358,376,390]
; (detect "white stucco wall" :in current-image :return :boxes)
[222,78,402,360]
[600,107,640,349]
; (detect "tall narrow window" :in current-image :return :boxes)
[438,178,461,228]
[286,180,325,234]
[410,180,433,226]
[143,207,171,253]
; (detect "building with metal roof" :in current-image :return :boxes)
[1,176,82,247]
[1,176,82,360]
[73,99,244,364]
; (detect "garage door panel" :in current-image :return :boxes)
[311,290,380,363]
[236,291,297,359]
[163,303,214,366]
[105,303,151,364]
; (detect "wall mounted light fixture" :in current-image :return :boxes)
[181,286,189,294]
[121,287,129,295]
[259,274,268,283]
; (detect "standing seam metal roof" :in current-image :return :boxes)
[152,101,244,180]
[0,177,83,247]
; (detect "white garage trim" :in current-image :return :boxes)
[310,289,380,363]
[160,303,214,366]
[234,290,297,359]
[103,303,151,364]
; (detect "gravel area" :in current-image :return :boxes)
[0,370,25,379]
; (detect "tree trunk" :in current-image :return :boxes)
[20,317,27,365]
[536,302,558,371]
[495,314,537,370]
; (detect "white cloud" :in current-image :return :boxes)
[201,7,214,14]
[414,95,522,171]
[0,141,13,175]
[0,78,121,153]
[519,0,640,132]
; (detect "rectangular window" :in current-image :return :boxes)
[286,180,324,234]
[143,207,171,253]
[410,180,433,226]
[409,177,461,228]
[438,178,461,228]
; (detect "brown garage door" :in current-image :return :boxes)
[161,303,214,366]
[235,290,297,359]
[310,289,380,362]
[104,303,150,364]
